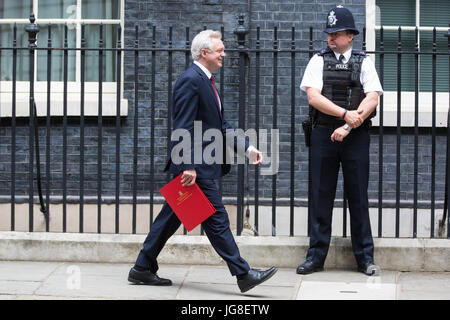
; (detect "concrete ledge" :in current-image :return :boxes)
[0,231,448,272]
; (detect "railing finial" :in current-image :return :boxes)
[25,13,40,48]
[234,13,248,49]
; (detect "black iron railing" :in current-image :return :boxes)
[0,15,449,238]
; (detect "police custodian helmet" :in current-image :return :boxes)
[324,5,359,35]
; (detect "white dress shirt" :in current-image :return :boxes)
[194,61,221,110]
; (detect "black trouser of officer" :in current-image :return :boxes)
[307,125,374,267]
[134,178,250,277]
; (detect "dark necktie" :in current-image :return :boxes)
[339,54,345,63]
[210,76,222,114]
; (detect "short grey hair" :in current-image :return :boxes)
[191,30,222,61]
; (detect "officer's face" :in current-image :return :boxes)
[327,30,354,53]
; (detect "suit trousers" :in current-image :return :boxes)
[306,126,374,266]
[135,178,250,276]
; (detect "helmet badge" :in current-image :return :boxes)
[327,10,338,27]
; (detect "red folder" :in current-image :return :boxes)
[160,174,216,232]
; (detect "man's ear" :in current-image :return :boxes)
[200,48,209,58]
[348,31,355,42]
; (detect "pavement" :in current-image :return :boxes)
[0,260,449,300]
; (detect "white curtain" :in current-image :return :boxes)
[0,0,32,19]
[83,0,119,82]
[36,24,77,81]
[85,24,118,82]
[0,1,32,81]
[82,0,119,19]
[38,0,76,19]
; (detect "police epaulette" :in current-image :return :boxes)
[317,47,332,56]
[317,47,366,57]
[351,49,366,56]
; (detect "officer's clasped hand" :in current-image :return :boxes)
[330,126,350,142]
[344,109,364,128]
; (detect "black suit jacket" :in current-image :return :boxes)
[164,63,249,179]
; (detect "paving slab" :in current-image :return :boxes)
[176,282,294,300]
[0,261,61,281]
[178,266,300,300]
[0,281,43,296]
[296,269,399,300]
[297,281,397,300]
[297,269,399,283]
[182,265,299,287]
[397,272,450,300]
[35,263,187,299]
[0,261,448,300]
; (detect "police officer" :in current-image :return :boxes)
[298,6,383,276]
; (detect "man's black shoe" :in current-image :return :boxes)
[237,267,278,293]
[357,262,381,276]
[296,260,324,275]
[128,267,172,286]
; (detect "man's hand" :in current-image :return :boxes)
[305,88,364,128]
[247,146,263,165]
[344,109,363,128]
[331,126,350,142]
[181,169,196,187]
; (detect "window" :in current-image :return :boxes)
[0,0,127,117]
[366,0,449,127]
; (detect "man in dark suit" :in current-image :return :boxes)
[128,30,277,293]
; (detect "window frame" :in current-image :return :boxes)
[365,0,449,127]
[0,0,127,117]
